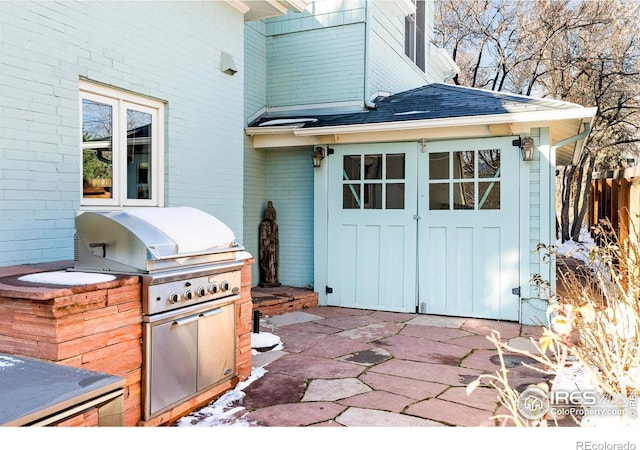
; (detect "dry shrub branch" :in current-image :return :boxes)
[469,220,640,426]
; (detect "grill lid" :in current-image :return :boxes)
[74,207,243,274]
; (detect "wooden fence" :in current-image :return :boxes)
[588,170,632,245]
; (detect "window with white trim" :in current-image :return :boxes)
[80,80,164,207]
[404,0,426,71]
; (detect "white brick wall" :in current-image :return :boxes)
[0,1,245,266]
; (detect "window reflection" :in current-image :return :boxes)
[364,183,382,209]
[344,155,361,181]
[82,99,113,199]
[453,151,474,179]
[429,152,449,179]
[478,149,500,178]
[126,109,152,200]
[429,148,501,211]
[386,154,405,179]
[364,154,382,179]
[479,182,500,209]
[343,184,361,209]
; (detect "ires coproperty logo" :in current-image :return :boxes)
[517,385,638,421]
[517,385,551,420]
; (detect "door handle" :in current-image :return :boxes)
[200,308,223,318]
[172,314,200,326]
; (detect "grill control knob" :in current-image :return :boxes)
[220,281,230,292]
[208,283,218,294]
[196,286,207,297]
[184,289,193,300]
[168,293,180,304]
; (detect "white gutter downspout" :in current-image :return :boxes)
[552,122,592,166]
[363,1,376,109]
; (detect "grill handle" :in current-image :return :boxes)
[89,242,107,258]
[200,308,222,319]
[172,314,200,327]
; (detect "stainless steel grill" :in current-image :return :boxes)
[73,207,246,420]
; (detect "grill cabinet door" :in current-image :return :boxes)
[149,315,198,416]
[197,303,236,390]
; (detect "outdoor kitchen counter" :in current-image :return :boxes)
[0,260,139,300]
[0,260,143,426]
[0,353,124,426]
[0,352,125,426]
[0,256,256,426]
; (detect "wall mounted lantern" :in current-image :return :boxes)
[312,146,325,168]
[513,136,535,161]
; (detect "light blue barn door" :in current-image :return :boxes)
[326,143,418,312]
[417,137,520,320]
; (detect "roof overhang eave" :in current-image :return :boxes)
[289,108,598,137]
[245,107,598,154]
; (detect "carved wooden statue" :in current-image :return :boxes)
[259,201,280,287]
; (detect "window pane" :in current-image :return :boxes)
[478,149,500,178]
[479,182,500,210]
[126,109,152,200]
[386,183,405,209]
[364,154,382,179]
[453,151,474,179]
[386,154,405,179]
[453,182,474,209]
[343,155,361,181]
[343,184,361,209]
[429,183,449,210]
[364,183,382,209]
[429,152,449,180]
[82,99,113,199]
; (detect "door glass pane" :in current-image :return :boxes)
[386,183,404,209]
[386,154,405,179]
[429,152,449,179]
[453,151,474,179]
[429,183,449,209]
[364,183,382,209]
[344,155,361,180]
[364,154,382,179]
[478,149,500,178]
[479,182,500,210]
[126,109,152,200]
[343,184,361,209]
[82,99,113,199]
[453,182,474,209]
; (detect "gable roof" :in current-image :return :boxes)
[246,83,597,166]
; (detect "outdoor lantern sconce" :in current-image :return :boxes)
[513,136,535,161]
[312,146,325,168]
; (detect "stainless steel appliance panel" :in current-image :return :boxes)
[143,297,238,419]
[197,303,236,390]
[149,314,198,416]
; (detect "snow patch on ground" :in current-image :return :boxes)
[555,225,597,265]
[176,331,282,427]
[175,367,268,427]
[251,332,283,352]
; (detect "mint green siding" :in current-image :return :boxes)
[265,148,315,288]
[244,21,270,284]
[266,22,366,106]
[367,1,434,94]
[0,1,245,266]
